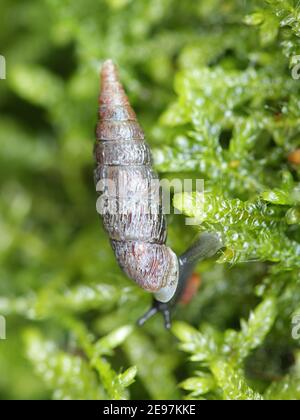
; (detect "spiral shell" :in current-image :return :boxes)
[95,60,178,301]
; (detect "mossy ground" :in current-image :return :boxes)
[0,0,300,400]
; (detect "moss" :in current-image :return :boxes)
[0,0,300,400]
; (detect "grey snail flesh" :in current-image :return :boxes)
[95,59,179,302]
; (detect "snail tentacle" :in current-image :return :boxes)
[137,299,172,329]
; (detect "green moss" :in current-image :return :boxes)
[0,0,300,400]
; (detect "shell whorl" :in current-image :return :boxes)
[95,60,178,299]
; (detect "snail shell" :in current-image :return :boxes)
[95,60,178,302]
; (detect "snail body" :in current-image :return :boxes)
[95,60,223,327]
[95,60,179,302]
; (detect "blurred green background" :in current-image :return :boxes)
[1,0,300,400]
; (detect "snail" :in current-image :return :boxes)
[94,60,223,328]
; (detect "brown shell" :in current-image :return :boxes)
[95,60,178,294]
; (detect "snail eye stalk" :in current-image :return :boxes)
[137,300,172,329]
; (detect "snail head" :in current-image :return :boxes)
[137,232,224,329]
